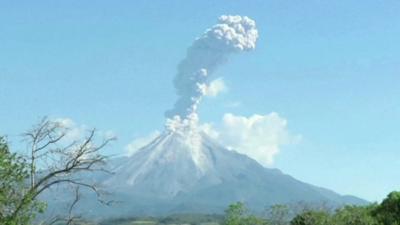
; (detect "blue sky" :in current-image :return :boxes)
[1,0,399,202]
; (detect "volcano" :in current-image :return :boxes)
[45,15,366,218]
[90,122,366,216]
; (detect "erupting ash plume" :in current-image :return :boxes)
[165,15,258,125]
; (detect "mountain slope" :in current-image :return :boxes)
[90,130,366,216]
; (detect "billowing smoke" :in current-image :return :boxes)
[165,15,258,122]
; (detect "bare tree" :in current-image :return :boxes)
[10,117,116,224]
[45,187,82,225]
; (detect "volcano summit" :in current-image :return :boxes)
[95,114,366,216]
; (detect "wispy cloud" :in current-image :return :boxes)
[52,117,116,142]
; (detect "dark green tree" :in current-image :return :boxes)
[290,210,331,225]
[372,191,400,225]
[333,205,379,225]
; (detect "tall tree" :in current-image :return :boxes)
[333,205,379,225]
[290,210,331,225]
[373,191,400,225]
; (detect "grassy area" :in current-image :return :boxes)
[99,214,223,225]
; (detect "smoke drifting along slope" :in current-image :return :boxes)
[165,15,258,121]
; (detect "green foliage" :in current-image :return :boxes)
[0,136,43,225]
[222,199,399,225]
[99,214,223,225]
[290,210,331,225]
[372,191,400,225]
[160,213,224,225]
[223,202,269,225]
[333,205,379,225]
[267,204,291,225]
[0,136,28,224]
[223,202,246,225]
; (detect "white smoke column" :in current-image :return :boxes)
[165,15,258,122]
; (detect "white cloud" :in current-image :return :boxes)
[52,117,116,142]
[125,131,161,156]
[202,113,300,166]
[123,112,299,166]
[52,117,86,142]
[199,78,228,97]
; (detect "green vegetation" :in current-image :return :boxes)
[332,205,379,225]
[0,136,44,225]
[290,210,330,225]
[94,194,400,225]
[223,202,268,225]
[372,191,400,225]
[99,214,223,225]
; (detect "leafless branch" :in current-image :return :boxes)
[10,117,116,224]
